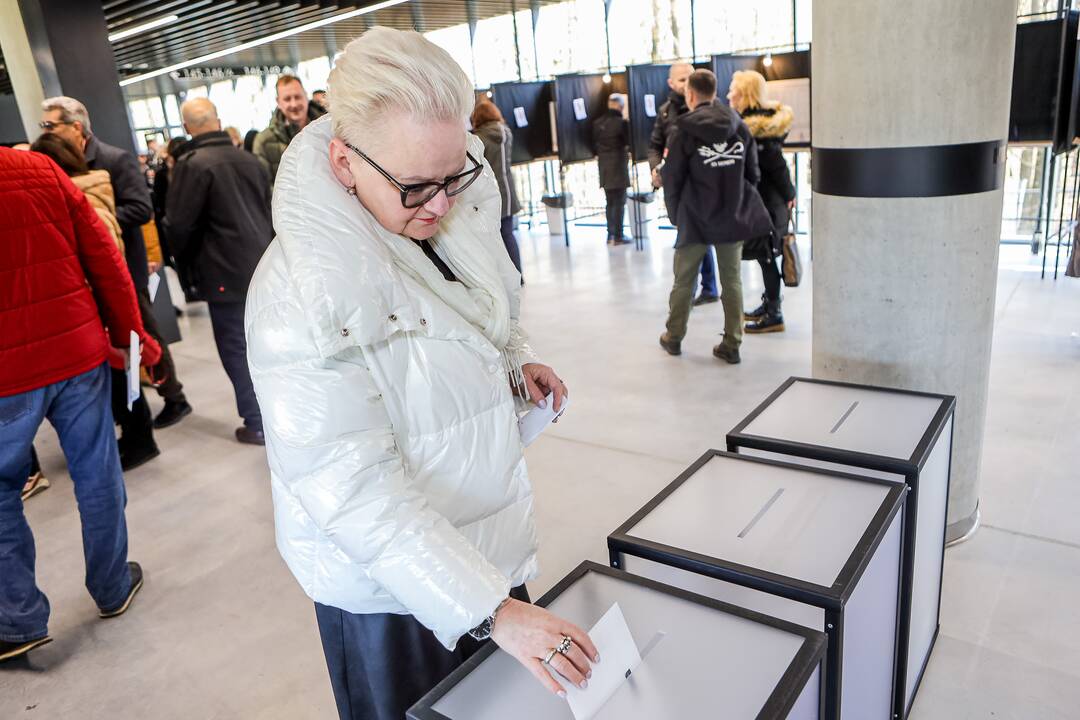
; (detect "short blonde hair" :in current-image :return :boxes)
[328,27,473,148]
[730,70,769,110]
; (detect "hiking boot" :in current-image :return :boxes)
[744,295,768,321]
[153,399,192,429]
[692,293,720,307]
[21,472,50,501]
[99,562,144,619]
[659,333,682,356]
[746,314,785,333]
[712,344,742,364]
[0,636,52,663]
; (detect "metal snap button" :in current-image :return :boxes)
[340,328,350,337]
[388,314,398,322]
[420,318,428,326]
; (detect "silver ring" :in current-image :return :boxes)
[543,648,558,664]
[556,635,573,656]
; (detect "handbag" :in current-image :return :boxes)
[781,220,802,287]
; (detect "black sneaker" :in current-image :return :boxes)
[745,314,785,334]
[611,236,632,246]
[99,562,143,619]
[692,293,720,307]
[712,344,742,364]
[0,636,52,663]
[235,427,265,446]
[153,400,192,429]
[120,444,160,472]
[659,333,682,356]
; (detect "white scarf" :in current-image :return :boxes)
[347,159,531,396]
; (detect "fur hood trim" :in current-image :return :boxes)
[742,103,794,140]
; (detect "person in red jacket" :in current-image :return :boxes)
[0,146,162,663]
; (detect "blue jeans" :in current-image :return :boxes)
[695,247,718,298]
[0,363,132,642]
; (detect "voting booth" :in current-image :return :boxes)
[608,452,906,720]
[726,377,955,719]
[409,562,826,720]
[490,81,556,164]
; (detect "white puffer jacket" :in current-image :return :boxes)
[245,116,539,650]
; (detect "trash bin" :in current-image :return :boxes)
[542,193,573,236]
[627,191,656,238]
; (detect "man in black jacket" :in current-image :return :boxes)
[592,93,631,245]
[41,96,192,468]
[167,98,273,445]
[658,70,772,365]
[647,62,718,306]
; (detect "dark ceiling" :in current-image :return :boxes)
[107,1,552,76]
[0,1,552,97]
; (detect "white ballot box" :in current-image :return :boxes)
[726,377,955,719]
[408,562,826,720]
[607,452,906,720]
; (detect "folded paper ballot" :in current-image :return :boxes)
[518,392,569,447]
[126,330,140,410]
[551,603,642,720]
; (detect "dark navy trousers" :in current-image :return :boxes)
[315,585,530,720]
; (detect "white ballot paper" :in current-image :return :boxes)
[517,392,568,447]
[554,603,642,720]
[147,270,162,303]
[126,330,140,410]
[573,97,588,121]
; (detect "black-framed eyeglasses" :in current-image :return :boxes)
[38,120,75,131]
[345,143,483,209]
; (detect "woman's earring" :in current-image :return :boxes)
[347,186,357,196]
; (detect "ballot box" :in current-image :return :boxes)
[607,451,906,720]
[409,562,826,720]
[726,377,955,719]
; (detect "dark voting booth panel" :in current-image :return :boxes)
[713,51,812,147]
[490,81,556,164]
[553,72,629,164]
[1009,13,1079,152]
[626,63,673,162]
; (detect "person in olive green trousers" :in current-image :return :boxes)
[658,70,772,364]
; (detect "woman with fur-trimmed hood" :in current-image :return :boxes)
[728,70,796,333]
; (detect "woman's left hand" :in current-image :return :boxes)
[521,363,568,413]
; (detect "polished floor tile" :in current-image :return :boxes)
[2,224,1078,718]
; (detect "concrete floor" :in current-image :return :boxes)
[2,223,1078,719]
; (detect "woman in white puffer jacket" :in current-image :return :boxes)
[245,28,598,720]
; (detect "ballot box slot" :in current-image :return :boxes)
[739,488,786,539]
[829,401,859,434]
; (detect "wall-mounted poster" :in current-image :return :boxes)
[764,78,810,147]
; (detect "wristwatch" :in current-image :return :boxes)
[467,597,512,641]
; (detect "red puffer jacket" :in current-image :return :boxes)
[0,147,161,397]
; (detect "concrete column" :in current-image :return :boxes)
[0,0,136,152]
[811,0,1017,543]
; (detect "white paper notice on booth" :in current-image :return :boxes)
[573,97,588,121]
[553,603,642,720]
[644,94,656,117]
[514,106,529,128]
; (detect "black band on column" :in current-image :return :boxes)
[812,141,1005,198]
